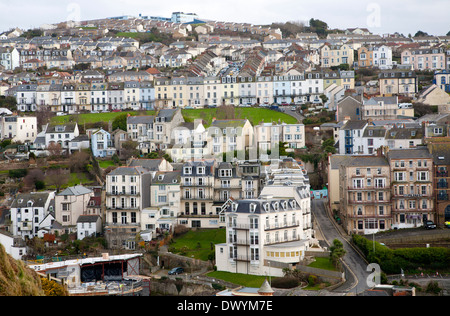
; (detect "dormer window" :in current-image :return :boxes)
[290,200,297,208]
[250,203,257,213]
[273,202,279,211]
[184,166,192,175]
[231,203,238,212]
[197,167,205,175]
[263,203,270,212]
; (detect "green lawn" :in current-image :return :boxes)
[206,271,276,288]
[307,257,338,271]
[98,160,116,169]
[50,108,298,128]
[182,108,298,127]
[44,172,95,190]
[51,111,156,125]
[169,229,226,261]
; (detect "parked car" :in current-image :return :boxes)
[424,220,437,229]
[168,267,184,275]
[445,221,450,228]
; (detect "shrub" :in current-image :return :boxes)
[425,281,442,295]
[308,275,318,286]
[271,277,300,289]
[352,235,450,274]
[40,277,68,296]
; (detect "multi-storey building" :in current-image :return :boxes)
[281,123,305,149]
[362,96,414,120]
[320,43,354,67]
[179,160,218,229]
[153,108,185,151]
[358,45,393,69]
[0,47,20,70]
[10,192,55,239]
[90,82,108,112]
[54,185,94,233]
[254,123,282,155]
[428,142,450,226]
[104,166,152,250]
[213,162,243,205]
[339,156,392,234]
[0,115,37,143]
[434,70,450,93]
[44,122,80,151]
[378,70,418,97]
[401,47,446,71]
[75,82,92,112]
[207,118,254,158]
[15,84,37,112]
[338,120,369,155]
[141,170,181,238]
[215,158,312,277]
[387,147,435,229]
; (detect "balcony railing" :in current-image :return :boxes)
[106,192,140,196]
[347,185,390,191]
[348,199,390,205]
[182,195,213,200]
[264,221,299,231]
[265,235,301,246]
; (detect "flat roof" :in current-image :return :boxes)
[28,253,143,272]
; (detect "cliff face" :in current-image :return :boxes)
[0,244,44,296]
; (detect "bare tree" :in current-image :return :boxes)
[120,140,139,160]
[35,108,54,132]
[23,169,45,191]
[47,142,64,158]
[69,150,91,173]
[46,168,69,193]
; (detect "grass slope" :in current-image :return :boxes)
[51,108,298,128]
[169,229,225,261]
[0,244,44,296]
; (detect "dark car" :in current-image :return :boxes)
[424,220,437,229]
[168,267,184,275]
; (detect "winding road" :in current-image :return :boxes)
[311,199,374,294]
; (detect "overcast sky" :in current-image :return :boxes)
[0,0,448,36]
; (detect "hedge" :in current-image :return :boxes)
[352,234,450,274]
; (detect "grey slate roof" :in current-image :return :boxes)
[58,185,92,196]
[108,166,149,176]
[77,215,101,223]
[128,158,163,171]
[11,192,52,209]
[341,156,389,167]
[127,116,154,124]
[225,198,299,214]
[387,147,432,160]
[151,171,181,185]
[341,120,368,130]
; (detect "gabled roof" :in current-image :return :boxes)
[77,215,101,223]
[128,158,163,171]
[11,192,52,209]
[341,120,368,130]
